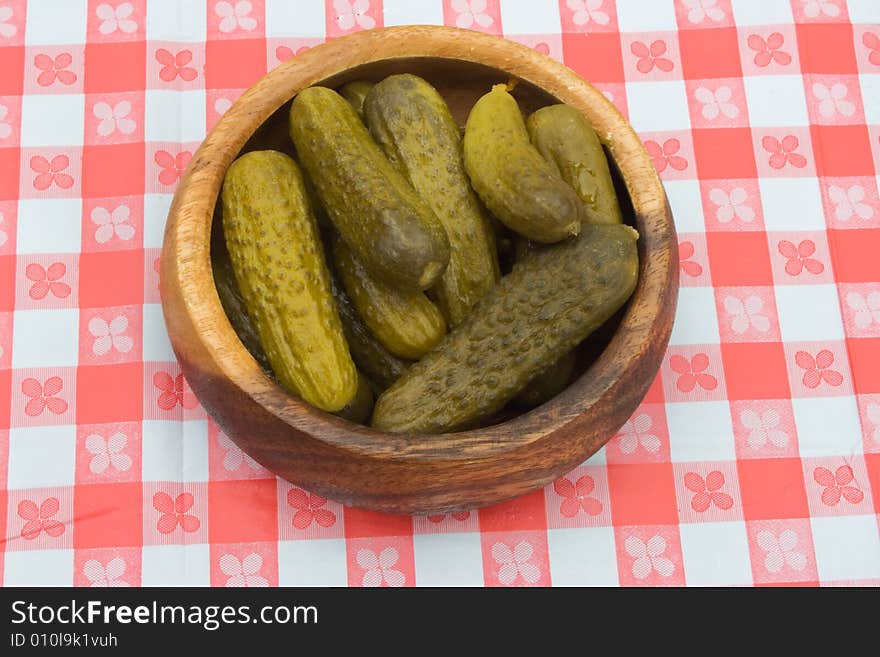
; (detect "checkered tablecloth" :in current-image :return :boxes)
[1,0,879,588]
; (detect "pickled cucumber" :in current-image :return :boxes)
[512,106,624,406]
[289,86,450,291]
[340,80,374,120]
[221,150,357,412]
[333,236,447,361]
[372,224,640,434]
[527,104,623,225]
[463,84,582,243]
[364,74,500,327]
[329,272,410,392]
[211,237,272,374]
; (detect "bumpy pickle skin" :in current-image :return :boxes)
[372,223,640,435]
[526,104,623,225]
[512,104,625,405]
[364,74,500,327]
[289,86,450,292]
[333,236,447,361]
[462,84,582,243]
[221,150,357,413]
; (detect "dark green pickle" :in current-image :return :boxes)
[463,84,582,243]
[372,224,640,434]
[364,74,500,327]
[289,86,451,292]
[526,104,623,225]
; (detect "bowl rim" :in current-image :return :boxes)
[161,25,678,465]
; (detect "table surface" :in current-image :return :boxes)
[1,0,879,587]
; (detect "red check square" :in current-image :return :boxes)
[78,249,144,308]
[208,479,278,544]
[829,229,880,283]
[343,507,412,539]
[737,458,809,521]
[692,128,757,179]
[81,143,145,199]
[74,482,143,548]
[204,39,266,89]
[0,47,24,95]
[847,339,880,394]
[84,42,146,94]
[562,32,625,83]
[608,463,678,526]
[76,363,143,424]
[721,342,792,400]
[796,23,858,75]
[811,125,876,177]
[679,28,742,79]
[706,232,774,287]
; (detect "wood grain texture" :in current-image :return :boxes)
[159,26,679,515]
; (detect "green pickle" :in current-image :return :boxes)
[463,84,581,243]
[372,224,640,434]
[333,236,447,361]
[514,104,627,406]
[221,150,357,413]
[289,86,450,292]
[526,104,623,225]
[364,74,500,327]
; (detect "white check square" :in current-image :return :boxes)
[144,89,206,144]
[24,0,87,46]
[141,544,211,585]
[548,527,620,586]
[616,0,677,32]
[20,95,85,147]
[666,401,736,462]
[774,284,845,342]
[413,533,484,586]
[16,198,82,255]
[626,81,692,132]
[264,0,326,38]
[669,287,722,346]
[4,549,73,586]
[141,419,209,482]
[744,76,810,127]
[679,521,753,586]
[383,0,445,26]
[7,425,77,489]
[278,539,348,586]
[146,0,207,42]
[499,0,561,34]
[12,309,79,368]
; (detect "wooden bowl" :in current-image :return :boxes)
[160,26,679,515]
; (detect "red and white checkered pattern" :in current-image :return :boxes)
[1,0,879,587]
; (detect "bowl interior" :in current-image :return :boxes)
[209,56,641,429]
